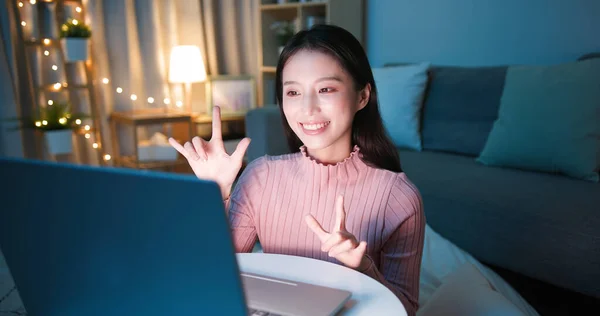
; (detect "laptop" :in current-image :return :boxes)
[0,157,351,316]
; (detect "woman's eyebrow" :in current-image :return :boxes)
[283,76,343,86]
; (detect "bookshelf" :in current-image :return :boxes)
[256,0,365,106]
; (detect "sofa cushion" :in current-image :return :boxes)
[373,63,430,151]
[421,66,507,156]
[477,58,600,182]
[398,149,600,298]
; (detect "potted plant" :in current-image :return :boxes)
[9,102,89,155]
[270,21,295,55]
[60,18,92,62]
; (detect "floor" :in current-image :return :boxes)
[488,263,600,316]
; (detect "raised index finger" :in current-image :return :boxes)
[305,214,329,242]
[334,195,346,232]
[211,106,222,141]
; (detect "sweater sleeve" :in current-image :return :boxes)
[226,157,268,253]
[359,175,425,316]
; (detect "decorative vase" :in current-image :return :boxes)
[44,130,73,155]
[61,38,89,62]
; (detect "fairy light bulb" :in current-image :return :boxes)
[21,21,26,26]
[147,97,154,103]
[43,38,50,45]
[176,101,183,107]
[44,50,49,56]
[76,7,82,13]
[35,121,42,127]
[163,98,170,105]
[42,120,48,126]
[102,78,109,84]
[72,19,79,25]
[103,154,111,161]
[92,143,99,149]
[75,119,82,125]
[84,125,91,131]
[85,133,91,139]
[130,94,137,101]
[53,83,61,90]
[18,2,24,8]
[29,0,36,4]
[52,65,58,71]
[59,117,67,124]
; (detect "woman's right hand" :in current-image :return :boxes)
[168,106,251,200]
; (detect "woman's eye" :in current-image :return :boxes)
[286,91,299,96]
[319,87,334,93]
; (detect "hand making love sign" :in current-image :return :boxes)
[305,195,369,270]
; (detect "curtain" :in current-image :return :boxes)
[0,0,258,164]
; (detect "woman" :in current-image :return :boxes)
[170,24,425,315]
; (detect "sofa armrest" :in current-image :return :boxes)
[244,105,291,162]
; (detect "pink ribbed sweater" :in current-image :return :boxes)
[227,146,425,315]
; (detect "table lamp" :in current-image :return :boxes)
[168,45,207,112]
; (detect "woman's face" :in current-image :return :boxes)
[281,50,369,154]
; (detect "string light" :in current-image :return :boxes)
[84,125,91,131]
[18,2,24,8]
[176,101,183,107]
[92,143,99,149]
[52,65,58,71]
[59,117,67,124]
[53,82,61,90]
[130,94,137,101]
[42,120,48,125]
[163,98,170,105]
[48,100,53,105]
[35,121,41,127]
[75,119,82,125]
[116,87,122,93]
[103,154,111,161]
[21,21,26,26]
[43,38,50,45]
[72,19,79,25]
[29,0,36,4]
[102,78,109,84]
[44,50,50,56]
[85,133,91,139]
[76,6,82,13]
[147,97,154,103]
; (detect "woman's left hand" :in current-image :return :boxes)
[305,195,369,270]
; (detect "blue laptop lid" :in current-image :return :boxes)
[0,158,247,315]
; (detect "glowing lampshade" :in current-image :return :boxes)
[168,45,207,84]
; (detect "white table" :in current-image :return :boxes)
[236,253,407,316]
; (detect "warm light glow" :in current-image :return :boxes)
[35,121,42,127]
[44,50,49,56]
[59,117,67,124]
[72,19,79,25]
[53,83,61,90]
[76,6,82,13]
[147,97,154,103]
[42,120,48,125]
[116,87,123,93]
[21,21,26,26]
[163,98,170,105]
[29,0,36,5]
[43,38,50,45]
[75,119,82,125]
[102,78,109,84]
[84,125,91,131]
[168,45,207,83]
[18,2,24,8]
[176,101,183,107]
[85,133,91,139]
[130,94,137,101]
[103,154,111,161]
[48,100,53,105]
[92,143,99,149]
[62,82,68,87]
[52,65,58,71]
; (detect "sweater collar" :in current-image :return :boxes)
[298,145,367,176]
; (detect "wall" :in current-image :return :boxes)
[366,0,600,67]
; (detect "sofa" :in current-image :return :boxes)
[244,55,600,314]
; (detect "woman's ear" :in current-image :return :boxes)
[357,83,371,111]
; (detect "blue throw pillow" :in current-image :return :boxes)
[477,59,600,182]
[373,62,430,151]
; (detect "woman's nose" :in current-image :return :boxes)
[302,92,320,116]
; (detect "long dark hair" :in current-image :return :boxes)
[275,24,402,173]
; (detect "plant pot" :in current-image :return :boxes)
[44,130,73,155]
[61,38,89,62]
